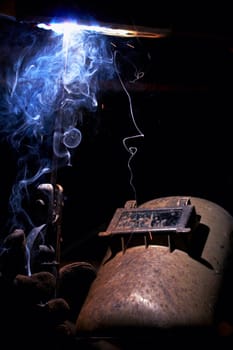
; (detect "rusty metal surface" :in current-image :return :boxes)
[76,196,233,335]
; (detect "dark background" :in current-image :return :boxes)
[1,1,233,263]
[14,1,233,37]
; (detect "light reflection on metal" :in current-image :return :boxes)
[129,291,156,311]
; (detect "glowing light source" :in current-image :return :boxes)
[37,21,170,38]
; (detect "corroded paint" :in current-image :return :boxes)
[76,196,233,335]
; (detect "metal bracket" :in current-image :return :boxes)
[99,198,199,253]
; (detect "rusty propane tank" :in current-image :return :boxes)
[76,196,233,337]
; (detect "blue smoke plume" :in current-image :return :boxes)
[0,15,114,234]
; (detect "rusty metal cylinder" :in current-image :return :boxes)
[76,196,233,336]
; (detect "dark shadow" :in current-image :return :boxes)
[187,222,214,269]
